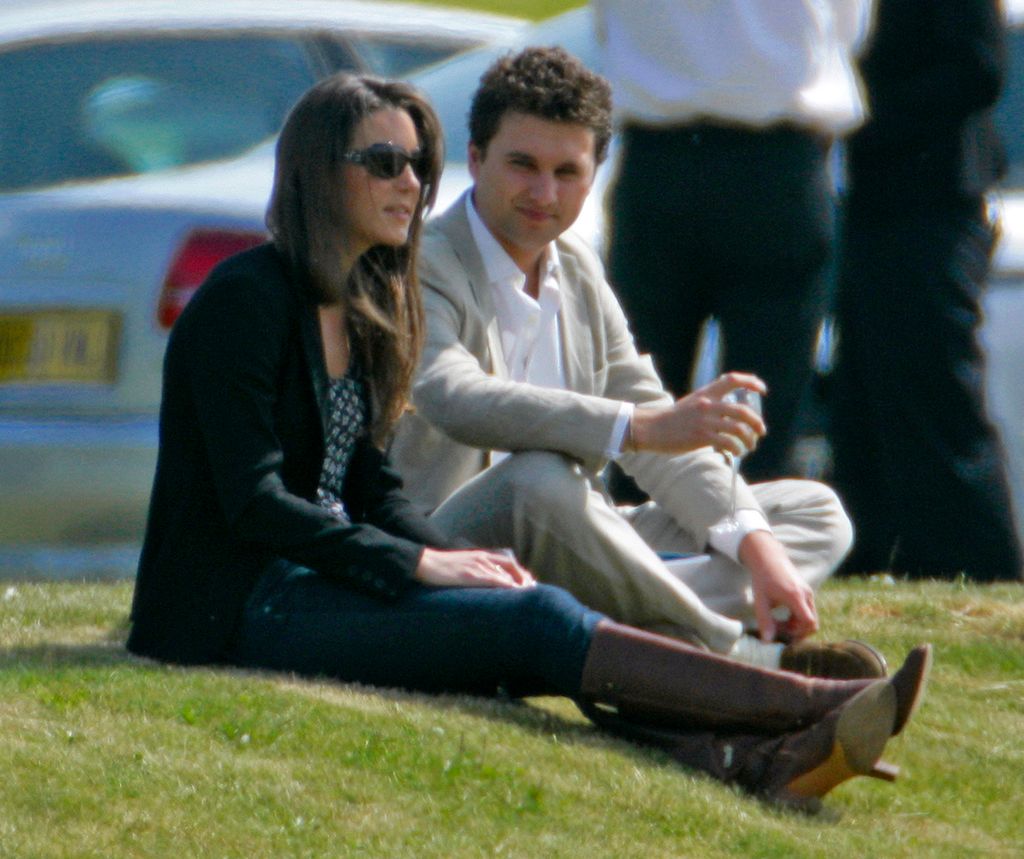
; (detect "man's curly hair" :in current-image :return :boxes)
[468,46,613,163]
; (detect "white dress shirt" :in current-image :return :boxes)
[465,196,769,561]
[593,0,874,134]
[467,195,565,390]
[466,195,631,460]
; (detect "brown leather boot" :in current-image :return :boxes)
[889,644,932,735]
[579,620,876,733]
[583,680,905,813]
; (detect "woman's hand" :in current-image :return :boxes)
[414,548,537,589]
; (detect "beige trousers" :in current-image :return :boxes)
[429,451,853,654]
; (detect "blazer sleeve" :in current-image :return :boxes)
[174,256,433,598]
[557,235,766,547]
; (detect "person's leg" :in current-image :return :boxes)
[750,479,854,587]
[429,450,746,654]
[577,622,932,811]
[626,479,852,626]
[606,125,711,397]
[702,127,836,480]
[833,202,1022,580]
[234,560,929,810]
[578,621,882,732]
[831,198,911,572]
[230,559,601,696]
[604,124,710,506]
[624,481,882,677]
[889,208,1021,579]
[581,622,929,739]
[235,559,926,733]
[583,686,895,814]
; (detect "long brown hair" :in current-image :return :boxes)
[266,73,443,443]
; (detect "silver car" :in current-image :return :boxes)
[0,0,523,576]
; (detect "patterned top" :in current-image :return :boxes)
[316,370,368,523]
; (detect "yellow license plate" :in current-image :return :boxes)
[0,309,122,384]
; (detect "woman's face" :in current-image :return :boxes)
[340,107,422,262]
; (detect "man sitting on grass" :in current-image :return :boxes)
[391,45,882,679]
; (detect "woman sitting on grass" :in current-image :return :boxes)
[127,71,931,813]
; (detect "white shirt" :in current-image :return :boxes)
[465,196,769,560]
[467,194,566,390]
[466,195,631,461]
[593,0,874,134]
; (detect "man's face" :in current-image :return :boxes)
[469,111,597,272]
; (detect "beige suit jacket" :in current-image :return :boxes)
[389,192,764,549]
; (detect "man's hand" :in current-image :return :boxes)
[628,372,767,456]
[414,548,537,589]
[738,530,819,642]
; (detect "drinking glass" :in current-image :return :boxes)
[722,388,763,518]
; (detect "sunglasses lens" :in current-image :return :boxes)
[357,144,427,180]
[410,152,429,180]
[365,146,403,179]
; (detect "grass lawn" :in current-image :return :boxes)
[410,0,583,21]
[1,578,1022,858]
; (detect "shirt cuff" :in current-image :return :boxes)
[707,508,772,562]
[608,402,634,458]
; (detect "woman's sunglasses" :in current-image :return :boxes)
[341,142,429,180]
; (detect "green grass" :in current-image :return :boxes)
[1,579,1022,857]
[410,0,583,21]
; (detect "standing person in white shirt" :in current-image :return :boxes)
[594,0,874,482]
[390,46,886,679]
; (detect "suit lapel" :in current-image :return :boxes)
[554,245,594,395]
[435,193,509,378]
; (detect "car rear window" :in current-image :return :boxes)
[0,34,339,192]
[348,37,464,78]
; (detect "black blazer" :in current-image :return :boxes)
[846,0,1007,205]
[127,244,455,665]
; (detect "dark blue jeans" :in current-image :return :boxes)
[229,559,604,697]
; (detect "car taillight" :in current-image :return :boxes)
[157,229,267,330]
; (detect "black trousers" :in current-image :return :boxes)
[830,196,1022,581]
[606,122,835,480]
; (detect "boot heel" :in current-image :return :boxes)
[784,681,897,800]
